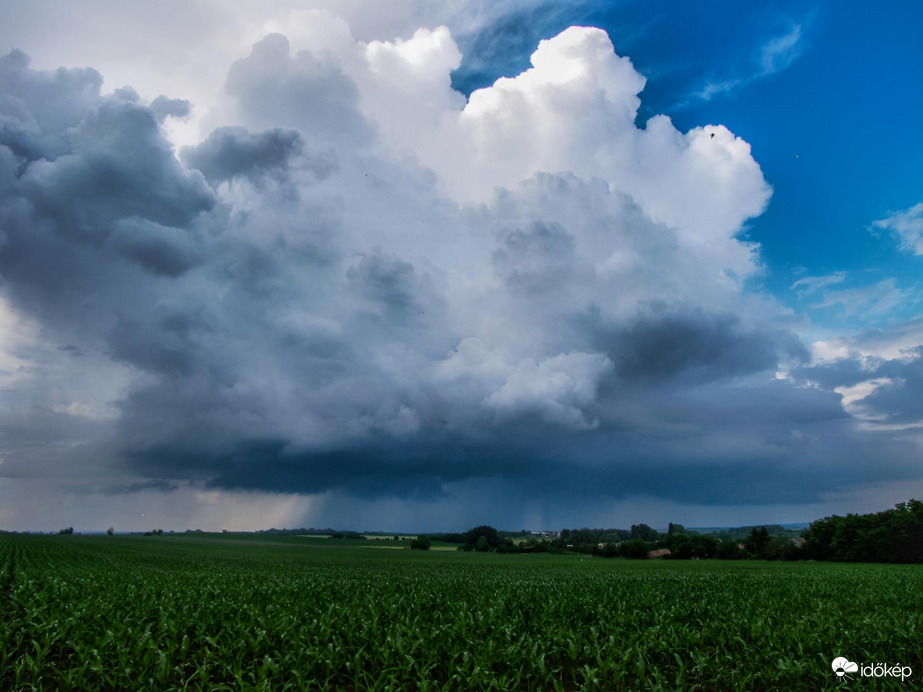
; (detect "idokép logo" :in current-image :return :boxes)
[831,658,858,679]
[832,656,912,682]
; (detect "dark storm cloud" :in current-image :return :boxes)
[491,220,576,293]
[0,49,103,162]
[788,321,923,428]
[149,95,191,123]
[143,389,915,508]
[535,434,919,505]
[109,343,875,508]
[102,478,179,496]
[600,305,809,384]
[789,358,871,391]
[0,50,214,333]
[0,405,106,450]
[57,344,83,356]
[851,349,923,424]
[125,436,536,500]
[346,249,423,317]
[20,97,213,231]
[181,126,308,184]
[107,218,202,277]
[106,313,201,378]
[224,33,373,146]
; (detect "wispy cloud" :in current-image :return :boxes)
[791,271,846,295]
[695,22,807,102]
[872,202,923,255]
[759,23,804,74]
[808,278,914,320]
[103,479,180,496]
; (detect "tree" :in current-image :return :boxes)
[665,534,718,559]
[630,523,660,542]
[744,527,770,556]
[106,527,114,536]
[620,539,650,559]
[410,536,431,550]
[58,526,74,535]
[803,499,923,563]
[594,542,619,558]
[466,525,500,547]
[716,540,742,560]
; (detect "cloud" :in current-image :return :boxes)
[149,95,191,123]
[181,126,309,185]
[0,18,917,530]
[759,23,805,75]
[0,49,104,161]
[418,27,772,241]
[806,278,914,320]
[222,32,374,147]
[790,315,923,436]
[108,218,203,277]
[873,202,923,255]
[103,478,180,496]
[807,318,923,367]
[603,306,808,384]
[860,354,923,428]
[484,352,614,430]
[791,271,846,295]
[835,377,892,408]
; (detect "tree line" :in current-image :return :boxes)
[42,499,923,563]
[802,499,923,563]
[433,500,923,563]
[558,523,803,561]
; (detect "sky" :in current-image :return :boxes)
[1,0,921,533]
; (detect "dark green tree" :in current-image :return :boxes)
[744,527,770,556]
[804,499,923,563]
[715,540,742,559]
[630,523,660,542]
[466,525,500,547]
[410,536,431,550]
[665,534,718,559]
[620,539,651,559]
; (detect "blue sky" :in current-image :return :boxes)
[0,0,921,532]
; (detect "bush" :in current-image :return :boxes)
[716,540,742,560]
[593,543,620,558]
[619,539,650,559]
[410,537,431,550]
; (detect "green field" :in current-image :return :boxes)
[2,533,921,690]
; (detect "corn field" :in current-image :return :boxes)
[2,533,921,690]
